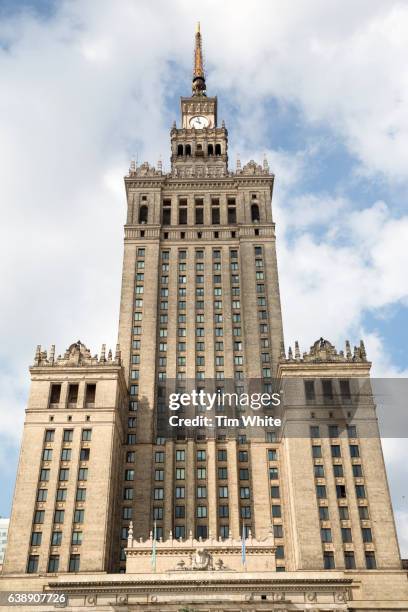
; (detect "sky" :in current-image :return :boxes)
[0,0,407,555]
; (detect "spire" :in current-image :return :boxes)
[192,22,206,96]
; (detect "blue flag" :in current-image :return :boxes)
[241,522,246,568]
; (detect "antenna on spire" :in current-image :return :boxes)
[192,22,206,96]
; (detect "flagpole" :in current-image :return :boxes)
[151,520,157,573]
[241,521,247,571]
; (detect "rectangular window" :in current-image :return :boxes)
[365,551,377,569]
[68,384,78,404]
[176,450,185,461]
[72,531,83,546]
[54,510,64,524]
[219,505,229,518]
[27,555,39,574]
[328,425,339,438]
[197,505,207,518]
[319,506,329,520]
[76,488,86,501]
[339,505,349,520]
[240,487,250,499]
[37,489,47,502]
[271,505,281,518]
[355,484,366,498]
[82,429,92,441]
[362,527,372,542]
[350,444,360,458]
[275,545,285,559]
[51,531,62,546]
[352,464,363,477]
[56,488,67,501]
[322,379,333,400]
[316,485,327,499]
[40,468,50,482]
[175,505,185,518]
[69,554,80,572]
[359,505,369,519]
[153,507,163,520]
[61,448,71,461]
[45,429,55,442]
[78,468,88,481]
[236,507,250,523]
[197,486,207,498]
[314,465,324,478]
[197,450,206,461]
[211,207,220,224]
[323,551,335,569]
[174,525,185,539]
[340,379,351,400]
[80,448,90,461]
[74,509,84,523]
[345,551,356,569]
[63,429,73,442]
[196,525,208,539]
[85,384,96,405]
[179,206,187,225]
[123,507,132,520]
[321,528,332,543]
[50,384,61,405]
[31,531,42,546]
[341,528,352,543]
[268,449,277,461]
[336,484,347,498]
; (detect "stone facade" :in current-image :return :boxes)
[1,25,408,612]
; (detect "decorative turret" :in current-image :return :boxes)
[281,338,369,364]
[31,341,122,367]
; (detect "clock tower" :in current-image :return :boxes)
[171,23,228,178]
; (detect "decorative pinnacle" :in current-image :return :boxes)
[192,22,206,96]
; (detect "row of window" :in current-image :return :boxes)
[27,554,80,574]
[323,550,376,570]
[44,429,92,442]
[48,384,96,408]
[305,379,352,403]
[31,529,83,547]
[33,508,85,524]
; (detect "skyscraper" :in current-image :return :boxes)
[2,25,407,611]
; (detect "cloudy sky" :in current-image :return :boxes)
[0,0,407,554]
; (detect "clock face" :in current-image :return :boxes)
[190,115,209,129]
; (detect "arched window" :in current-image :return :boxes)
[185,144,192,156]
[251,204,260,222]
[139,205,148,224]
[208,144,214,156]
[215,144,221,156]
[177,144,184,156]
